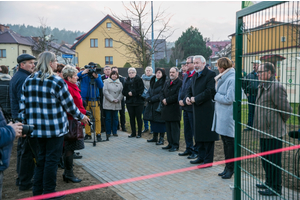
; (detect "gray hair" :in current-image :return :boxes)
[62,65,78,80]
[36,51,56,81]
[145,66,153,72]
[128,67,136,73]
[193,55,206,65]
[170,67,179,72]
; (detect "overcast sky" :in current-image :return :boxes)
[0,1,242,42]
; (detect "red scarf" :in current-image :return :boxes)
[187,70,196,78]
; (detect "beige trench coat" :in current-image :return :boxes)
[103,78,124,110]
[253,79,292,139]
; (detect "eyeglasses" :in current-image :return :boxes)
[257,70,268,74]
[186,62,193,64]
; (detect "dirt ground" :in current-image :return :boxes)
[3,130,225,200]
[2,139,123,200]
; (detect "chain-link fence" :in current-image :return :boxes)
[233,1,300,199]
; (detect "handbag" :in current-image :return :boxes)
[64,119,84,141]
[155,102,163,113]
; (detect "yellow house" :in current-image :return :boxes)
[230,18,300,103]
[71,15,140,68]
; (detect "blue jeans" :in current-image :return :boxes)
[33,136,64,196]
[183,110,195,154]
[105,110,118,135]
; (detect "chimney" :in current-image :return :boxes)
[121,20,131,31]
[270,18,275,22]
[0,24,9,32]
[32,37,39,43]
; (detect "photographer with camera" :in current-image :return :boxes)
[78,62,104,142]
[18,51,90,197]
[0,109,23,199]
[10,53,38,191]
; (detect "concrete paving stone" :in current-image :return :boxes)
[75,130,234,199]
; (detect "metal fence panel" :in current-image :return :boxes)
[234,1,300,199]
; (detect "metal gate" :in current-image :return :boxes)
[234,1,300,199]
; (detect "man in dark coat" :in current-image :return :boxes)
[160,67,182,152]
[178,56,197,159]
[241,60,260,131]
[186,55,218,166]
[10,53,38,191]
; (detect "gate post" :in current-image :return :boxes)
[233,15,243,200]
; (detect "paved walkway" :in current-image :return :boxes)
[75,131,234,200]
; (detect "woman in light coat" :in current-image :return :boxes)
[103,71,123,139]
[211,57,235,179]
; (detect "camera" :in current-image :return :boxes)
[85,62,99,78]
[22,124,34,136]
[13,118,34,137]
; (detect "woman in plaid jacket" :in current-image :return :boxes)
[19,51,89,197]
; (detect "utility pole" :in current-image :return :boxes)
[151,1,155,71]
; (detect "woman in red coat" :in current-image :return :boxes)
[62,65,87,183]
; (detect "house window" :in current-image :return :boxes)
[106,22,112,28]
[90,39,98,48]
[105,38,113,47]
[22,50,27,54]
[0,49,6,58]
[105,56,113,65]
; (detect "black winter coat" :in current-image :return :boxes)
[160,78,182,122]
[0,77,11,115]
[122,75,144,106]
[143,75,166,123]
[241,70,259,96]
[186,67,219,142]
[10,68,31,119]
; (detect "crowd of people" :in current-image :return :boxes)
[0,50,295,199]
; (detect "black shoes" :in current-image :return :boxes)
[258,189,281,196]
[19,184,33,191]
[113,134,118,137]
[128,134,136,138]
[187,153,198,159]
[218,168,227,176]
[142,129,149,133]
[147,132,158,142]
[84,134,91,140]
[136,135,141,138]
[122,128,127,132]
[97,134,102,142]
[221,171,234,179]
[73,152,82,159]
[256,184,268,189]
[162,145,172,149]
[190,157,204,164]
[178,151,191,156]
[156,133,164,145]
[169,148,178,152]
[149,131,153,134]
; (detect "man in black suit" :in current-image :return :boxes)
[186,55,218,167]
[160,67,182,152]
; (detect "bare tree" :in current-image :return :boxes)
[34,17,56,53]
[103,1,174,69]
